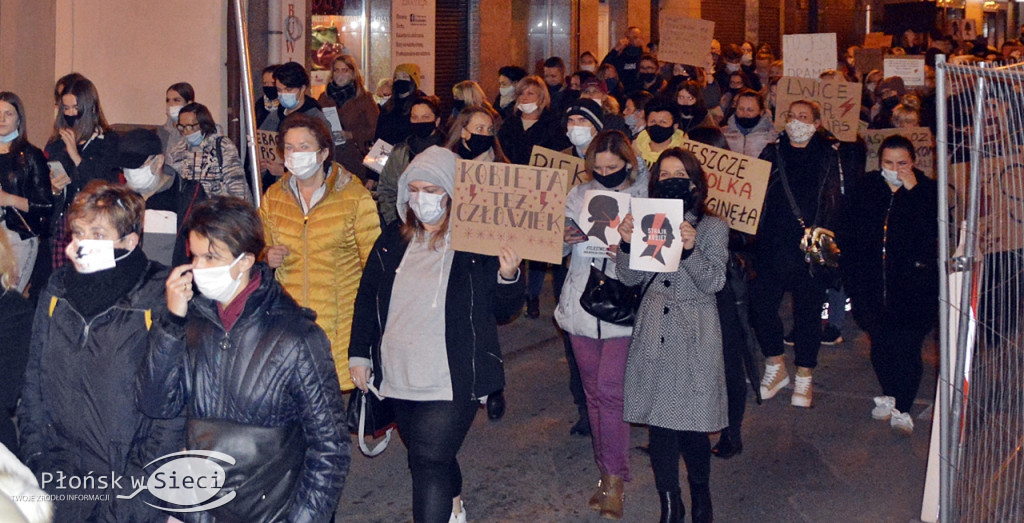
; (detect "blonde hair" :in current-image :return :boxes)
[452,80,488,107]
[330,54,367,97]
[0,232,17,291]
[514,76,551,113]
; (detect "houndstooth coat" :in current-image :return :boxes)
[616,212,729,432]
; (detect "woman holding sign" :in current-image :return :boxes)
[349,146,524,523]
[616,148,729,523]
[555,129,647,519]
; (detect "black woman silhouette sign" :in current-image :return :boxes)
[639,213,675,264]
[586,194,622,245]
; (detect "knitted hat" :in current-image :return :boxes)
[117,129,162,169]
[566,98,605,130]
[394,63,422,89]
[396,146,456,222]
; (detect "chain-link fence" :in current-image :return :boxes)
[936,57,1024,522]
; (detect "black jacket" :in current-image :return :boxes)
[18,260,186,522]
[0,143,53,239]
[840,170,939,333]
[497,108,571,166]
[374,89,426,146]
[44,130,120,235]
[138,263,349,523]
[349,223,525,401]
[0,289,32,454]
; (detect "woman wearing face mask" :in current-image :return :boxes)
[377,96,446,225]
[256,64,280,128]
[375,63,426,146]
[750,100,843,410]
[45,76,120,271]
[157,82,194,169]
[139,197,349,521]
[497,75,571,166]
[623,91,654,140]
[0,92,53,302]
[722,89,778,158]
[450,80,489,121]
[615,148,728,523]
[839,135,937,435]
[634,100,688,169]
[258,62,331,188]
[555,130,648,519]
[445,104,507,162]
[167,102,249,201]
[261,113,381,396]
[674,81,718,134]
[18,181,186,521]
[350,146,524,523]
[317,54,379,185]
[494,66,527,121]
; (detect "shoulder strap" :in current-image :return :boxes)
[773,143,807,229]
[215,136,224,167]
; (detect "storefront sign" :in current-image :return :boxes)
[392,0,436,95]
[280,0,306,65]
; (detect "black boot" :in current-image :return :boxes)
[526,295,540,318]
[690,482,712,523]
[569,405,591,436]
[658,489,684,523]
[711,429,743,459]
[486,390,506,420]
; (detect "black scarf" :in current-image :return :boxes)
[326,81,357,108]
[408,132,443,156]
[64,247,148,320]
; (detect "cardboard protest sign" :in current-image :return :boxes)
[863,32,892,49]
[531,146,587,191]
[629,198,685,272]
[577,190,632,258]
[658,15,715,68]
[782,33,837,79]
[774,77,862,142]
[949,158,1024,254]
[854,48,885,77]
[862,127,935,178]
[256,130,279,171]
[451,159,567,264]
[676,139,771,234]
[884,56,926,86]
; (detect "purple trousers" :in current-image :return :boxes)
[569,334,632,480]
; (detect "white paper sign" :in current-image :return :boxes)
[883,56,926,87]
[783,33,838,79]
[629,198,685,272]
[577,190,631,258]
[362,139,393,174]
[322,107,346,145]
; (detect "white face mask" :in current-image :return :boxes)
[374,95,391,106]
[785,119,817,144]
[66,239,127,274]
[581,64,597,73]
[517,102,538,115]
[499,85,516,98]
[285,151,321,180]
[567,125,594,147]
[192,253,245,303]
[881,167,903,187]
[409,191,447,224]
[168,105,183,121]
[123,163,161,193]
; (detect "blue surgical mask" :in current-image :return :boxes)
[0,129,18,143]
[185,130,204,147]
[279,92,300,110]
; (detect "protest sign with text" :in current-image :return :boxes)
[677,139,771,234]
[774,77,862,142]
[451,159,567,264]
[862,127,935,178]
[658,15,715,68]
[531,146,587,191]
[782,33,837,79]
[577,190,632,258]
[884,56,926,86]
[629,198,685,272]
[256,130,279,172]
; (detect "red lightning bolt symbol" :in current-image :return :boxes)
[838,97,855,117]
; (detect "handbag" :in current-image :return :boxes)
[346,380,396,457]
[773,144,842,280]
[579,258,654,326]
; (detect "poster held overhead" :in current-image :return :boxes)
[577,190,632,259]
[773,77,862,142]
[531,146,588,191]
[658,15,716,68]
[676,139,772,234]
[629,198,685,273]
[783,33,838,79]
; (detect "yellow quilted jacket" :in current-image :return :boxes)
[260,163,381,391]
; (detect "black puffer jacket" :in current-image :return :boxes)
[138,263,349,523]
[349,223,525,401]
[0,142,53,239]
[18,259,186,522]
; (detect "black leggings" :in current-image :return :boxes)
[391,398,479,523]
[648,426,711,492]
[869,327,929,412]
[717,274,748,437]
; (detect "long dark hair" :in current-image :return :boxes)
[649,148,708,222]
[444,104,508,162]
[0,92,31,157]
[53,78,110,142]
[180,102,218,137]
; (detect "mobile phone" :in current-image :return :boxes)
[47,161,67,178]
[565,217,588,241]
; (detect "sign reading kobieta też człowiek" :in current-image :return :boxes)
[451,159,567,264]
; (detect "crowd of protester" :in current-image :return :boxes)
[3,19,995,523]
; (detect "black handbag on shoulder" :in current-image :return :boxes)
[579,258,653,326]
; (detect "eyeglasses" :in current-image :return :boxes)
[176,123,200,132]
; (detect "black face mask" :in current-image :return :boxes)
[453,99,466,113]
[63,113,81,128]
[393,79,415,97]
[655,177,693,203]
[605,78,619,92]
[639,72,659,86]
[678,104,695,118]
[566,89,581,101]
[460,132,493,159]
[594,166,629,189]
[263,85,278,100]
[646,124,675,144]
[410,121,436,138]
[735,115,761,129]
[881,96,900,112]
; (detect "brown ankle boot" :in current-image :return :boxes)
[588,474,608,510]
[599,475,624,519]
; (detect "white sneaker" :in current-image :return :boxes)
[871,396,895,420]
[791,374,813,408]
[449,500,466,523]
[890,409,914,435]
[760,363,791,400]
